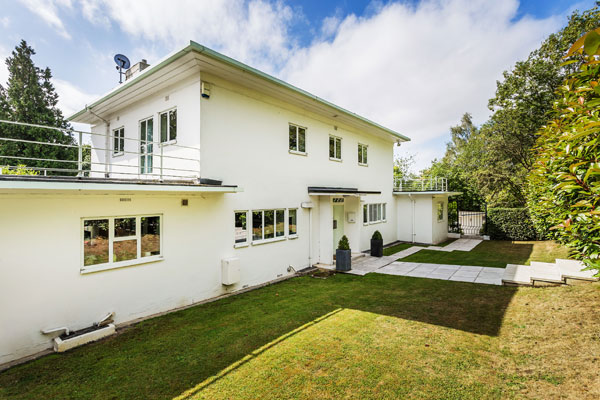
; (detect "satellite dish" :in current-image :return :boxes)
[114,54,131,70]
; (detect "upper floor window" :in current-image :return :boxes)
[289,124,306,154]
[160,108,177,143]
[329,135,341,161]
[113,127,125,156]
[358,143,368,165]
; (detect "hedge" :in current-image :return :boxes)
[486,208,539,241]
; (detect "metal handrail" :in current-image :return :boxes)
[0,119,201,181]
[393,177,448,192]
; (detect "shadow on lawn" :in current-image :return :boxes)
[0,274,518,400]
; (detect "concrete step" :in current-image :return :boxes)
[530,261,563,286]
[502,264,532,286]
[556,259,599,282]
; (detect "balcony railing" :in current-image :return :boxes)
[394,177,448,192]
[0,119,201,182]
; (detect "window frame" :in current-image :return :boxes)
[81,214,163,274]
[363,203,387,225]
[159,107,177,145]
[139,116,154,174]
[329,135,342,161]
[358,143,368,166]
[288,123,307,155]
[112,126,125,157]
[437,202,445,222]
[234,210,249,248]
[250,208,287,245]
[288,208,298,238]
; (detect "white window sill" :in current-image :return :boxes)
[234,242,249,248]
[81,255,164,274]
[288,235,298,239]
[252,236,286,246]
[329,157,342,162]
[160,140,177,146]
[364,220,387,225]
[358,163,368,167]
[112,152,124,158]
[289,149,307,156]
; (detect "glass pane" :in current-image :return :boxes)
[120,134,124,153]
[363,146,367,164]
[383,204,386,220]
[264,210,274,239]
[289,209,297,235]
[252,211,263,241]
[169,109,177,141]
[298,128,305,152]
[140,153,145,174]
[370,204,375,222]
[147,118,153,141]
[141,216,160,256]
[276,210,285,237]
[113,240,137,262]
[289,125,297,151]
[115,217,136,237]
[336,138,341,159]
[358,145,362,163]
[160,112,168,142]
[377,204,382,221]
[83,219,109,266]
[114,133,119,153]
[235,212,247,243]
[438,203,444,221]
[363,205,368,223]
[329,136,335,158]
[140,120,146,141]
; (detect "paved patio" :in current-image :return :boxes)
[375,262,503,285]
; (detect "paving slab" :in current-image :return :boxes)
[502,264,531,285]
[530,261,563,283]
[458,265,483,272]
[556,259,599,281]
[452,269,480,278]
[474,276,502,285]
[449,275,477,283]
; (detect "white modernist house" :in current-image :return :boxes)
[0,41,458,367]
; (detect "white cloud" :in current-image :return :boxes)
[52,78,97,118]
[0,17,10,29]
[79,0,296,73]
[18,0,72,39]
[0,45,8,86]
[281,0,561,170]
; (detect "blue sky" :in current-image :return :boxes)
[0,0,596,171]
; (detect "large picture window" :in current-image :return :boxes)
[241,208,297,245]
[329,135,342,160]
[82,215,162,272]
[160,108,177,143]
[289,124,306,153]
[363,203,386,224]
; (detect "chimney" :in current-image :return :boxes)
[125,59,150,81]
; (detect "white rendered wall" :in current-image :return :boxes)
[395,195,437,244]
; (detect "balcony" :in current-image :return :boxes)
[393,177,448,192]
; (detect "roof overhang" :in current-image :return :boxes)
[69,41,410,143]
[0,176,242,195]
[308,186,381,196]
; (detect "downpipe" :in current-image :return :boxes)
[408,194,416,243]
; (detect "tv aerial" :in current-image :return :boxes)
[114,54,131,84]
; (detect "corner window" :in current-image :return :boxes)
[289,209,297,236]
[160,109,177,143]
[113,127,124,156]
[235,211,248,245]
[437,202,444,222]
[358,143,368,165]
[329,135,342,160]
[82,215,162,273]
[289,124,306,154]
[364,203,386,224]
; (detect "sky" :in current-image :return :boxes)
[0,0,596,171]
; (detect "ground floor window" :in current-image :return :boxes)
[83,215,161,272]
[289,209,297,236]
[437,202,444,222]
[363,203,386,224]
[234,211,248,244]
[238,208,297,245]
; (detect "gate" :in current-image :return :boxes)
[448,200,487,237]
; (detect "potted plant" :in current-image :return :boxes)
[336,235,351,271]
[370,230,383,257]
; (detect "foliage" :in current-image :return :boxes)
[371,230,382,241]
[393,153,416,181]
[0,40,76,174]
[337,235,350,250]
[486,208,539,241]
[426,6,600,207]
[0,164,38,175]
[526,28,600,272]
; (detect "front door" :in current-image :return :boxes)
[333,203,344,251]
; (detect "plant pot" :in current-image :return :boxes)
[370,239,383,257]
[335,249,351,271]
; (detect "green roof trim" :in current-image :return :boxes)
[69,41,410,142]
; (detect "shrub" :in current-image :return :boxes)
[337,235,350,250]
[1,164,38,175]
[371,230,382,241]
[486,208,539,241]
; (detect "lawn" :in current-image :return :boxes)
[400,240,571,268]
[1,272,598,399]
[382,238,456,256]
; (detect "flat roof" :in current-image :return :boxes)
[0,175,241,194]
[393,191,462,196]
[69,41,409,142]
[308,186,381,196]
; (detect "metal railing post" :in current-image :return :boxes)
[77,131,83,177]
[160,144,164,181]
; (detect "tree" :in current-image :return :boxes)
[527,29,600,273]
[393,153,416,181]
[0,40,76,174]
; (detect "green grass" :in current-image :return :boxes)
[2,268,598,399]
[382,242,413,256]
[400,240,571,268]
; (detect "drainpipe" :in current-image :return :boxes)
[408,194,416,243]
[86,106,110,178]
[308,207,312,268]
